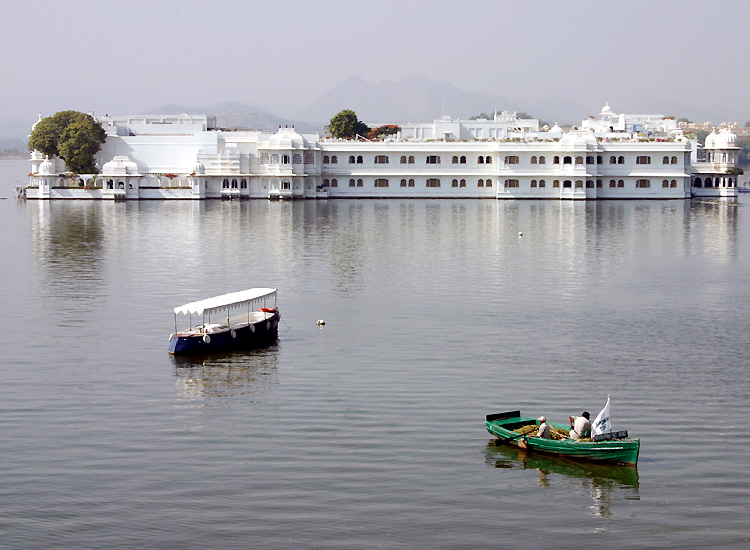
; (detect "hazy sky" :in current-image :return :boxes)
[2,0,747,136]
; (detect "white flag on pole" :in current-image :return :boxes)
[592,395,611,437]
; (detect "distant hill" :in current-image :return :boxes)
[297,75,548,124]
[147,102,323,134]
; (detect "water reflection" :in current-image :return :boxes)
[485,441,639,519]
[171,346,280,401]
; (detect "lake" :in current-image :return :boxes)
[1,159,748,548]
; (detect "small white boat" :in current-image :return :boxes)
[168,288,279,355]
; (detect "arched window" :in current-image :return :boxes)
[408,156,415,164]
[349,178,356,187]
[596,179,602,188]
[531,156,538,164]
[586,156,594,164]
[531,179,537,187]
[282,154,290,164]
[670,180,677,187]
[400,156,407,164]
[618,179,624,187]
[349,156,355,164]
[563,156,572,165]
[553,156,560,164]
[505,156,519,164]
[452,156,459,164]
[323,179,330,187]
[478,156,484,164]
[663,179,669,188]
[400,179,407,187]
[223,178,229,189]
[553,180,560,188]
[374,178,389,187]
[563,180,572,188]
[460,179,466,187]
[597,156,603,164]
[609,180,616,188]
[356,155,363,164]
[586,180,594,188]
[486,156,492,164]
[331,179,338,187]
[323,155,330,164]
[575,156,583,165]
[452,179,458,187]
[486,179,492,187]
[618,156,624,164]
[663,156,670,165]
[694,178,702,188]
[505,179,519,188]
[331,156,337,164]
[478,179,484,187]
[231,178,238,188]
[636,156,651,165]
[241,179,247,188]
[357,178,363,187]
[636,179,650,188]
[610,156,616,164]
[539,180,546,187]
[426,178,440,188]
[539,156,546,164]
[671,156,678,164]
[374,155,389,164]
[460,156,466,164]
[408,179,415,187]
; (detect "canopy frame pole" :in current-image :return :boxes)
[174,313,177,334]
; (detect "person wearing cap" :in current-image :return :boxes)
[569,411,591,440]
[532,416,551,438]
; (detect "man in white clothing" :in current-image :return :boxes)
[569,411,591,440]
[534,416,551,439]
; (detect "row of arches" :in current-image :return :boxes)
[693,177,736,188]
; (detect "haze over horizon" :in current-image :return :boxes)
[2,0,747,140]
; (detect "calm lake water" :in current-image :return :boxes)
[1,159,748,548]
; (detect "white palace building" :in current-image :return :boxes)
[26,102,741,200]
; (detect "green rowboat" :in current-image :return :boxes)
[485,410,640,466]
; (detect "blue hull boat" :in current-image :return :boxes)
[168,288,279,355]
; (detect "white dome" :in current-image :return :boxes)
[715,127,737,147]
[559,129,597,147]
[704,130,717,148]
[600,102,614,116]
[547,122,564,137]
[192,159,205,175]
[266,127,305,149]
[39,155,54,175]
[102,155,139,175]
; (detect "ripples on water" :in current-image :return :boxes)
[1,160,749,548]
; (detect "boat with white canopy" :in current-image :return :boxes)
[168,288,279,355]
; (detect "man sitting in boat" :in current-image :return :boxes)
[532,416,551,439]
[569,411,591,440]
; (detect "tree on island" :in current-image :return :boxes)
[28,111,106,173]
[326,109,370,139]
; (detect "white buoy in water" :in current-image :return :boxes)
[317,319,325,326]
[518,232,523,237]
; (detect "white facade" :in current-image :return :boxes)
[26,104,740,200]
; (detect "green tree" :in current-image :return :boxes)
[677,117,692,124]
[28,110,106,173]
[326,109,370,139]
